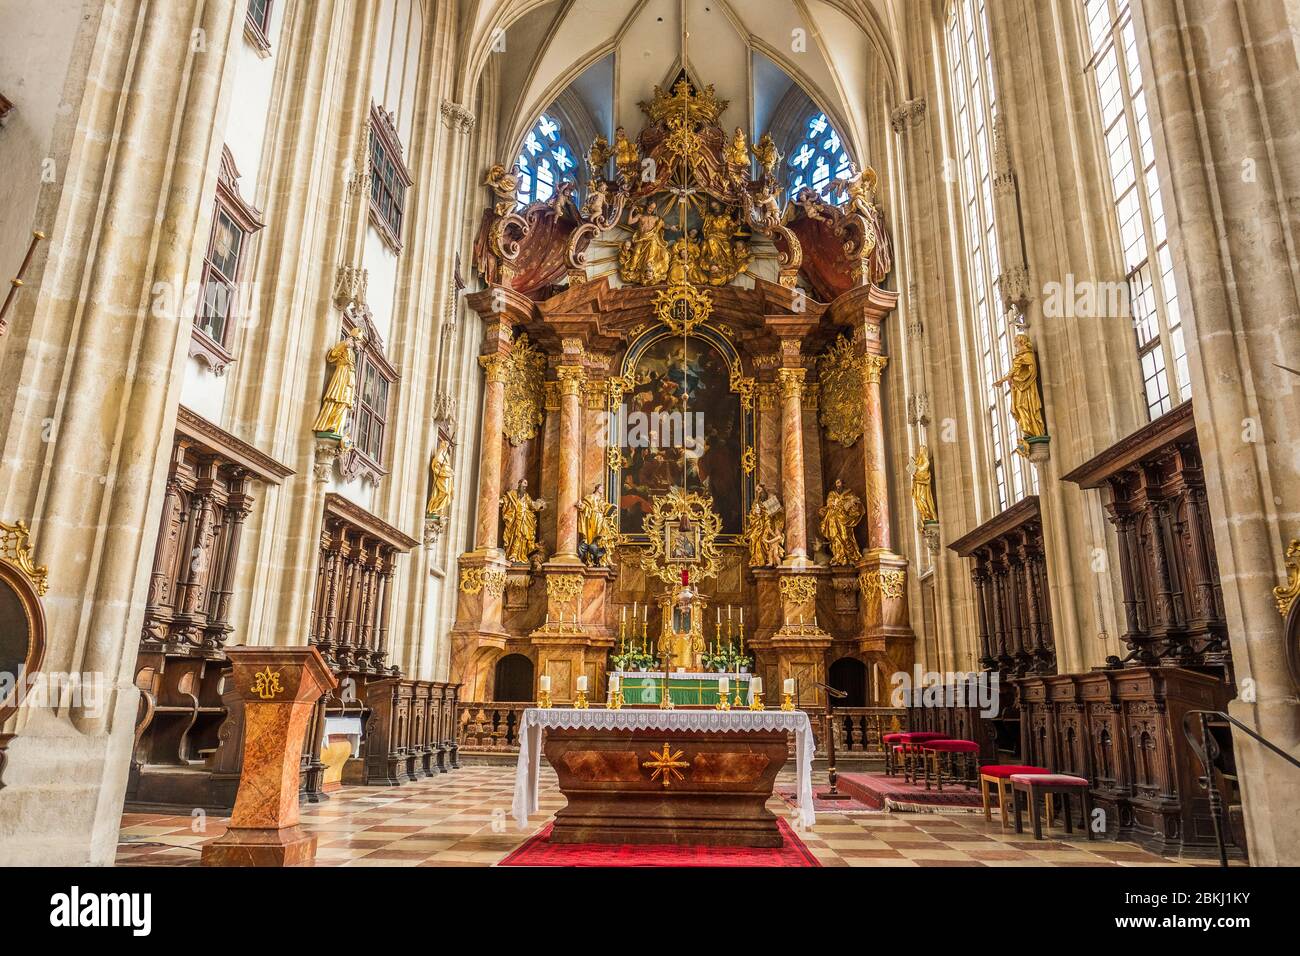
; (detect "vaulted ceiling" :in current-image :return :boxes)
[457,0,914,169]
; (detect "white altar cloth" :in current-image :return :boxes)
[511,708,815,832]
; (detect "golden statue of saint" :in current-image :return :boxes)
[994,332,1048,447]
[618,201,671,285]
[697,201,748,285]
[910,445,938,525]
[587,134,612,177]
[819,478,864,567]
[577,484,617,567]
[311,326,365,437]
[723,126,749,178]
[613,125,640,182]
[500,478,546,564]
[742,483,785,567]
[426,445,454,517]
[667,230,701,285]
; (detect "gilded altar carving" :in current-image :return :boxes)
[501,334,546,446]
[0,519,48,595]
[859,568,906,601]
[639,487,723,585]
[778,574,818,605]
[459,567,506,596]
[819,479,865,567]
[576,484,618,567]
[741,483,784,568]
[653,281,713,336]
[500,479,546,564]
[818,335,865,447]
[1276,539,1300,616]
[546,573,583,606]
[619,200,672,285]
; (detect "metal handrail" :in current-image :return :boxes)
[1181,708,1300,868]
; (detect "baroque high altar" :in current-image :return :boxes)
[450,77,912,708]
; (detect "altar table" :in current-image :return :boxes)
[512,708,815,847]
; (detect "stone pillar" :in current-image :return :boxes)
[553,365,585,562]
[1131,0,1300,865]
[861,352,891,552]
[0,0,241,866]
[474,353,509,554]
[777,367,809,564]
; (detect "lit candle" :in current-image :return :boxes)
[719,677,729,694]
[539,675,551,693]
[751,677,763,695]
[783,678,795,696]
[576,676,588,693]
[609,675,620,692]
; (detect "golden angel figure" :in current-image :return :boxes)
[618,201,671,285]
[311,326,365,437]
[500,478,546,564]
[426,445,454,517]
[819,478,864,567]
[994,332,1048,446]
[910,445,938,525]
[587,134,612,177]
[576,484,617,567]
[484,162,519,215]
[724,127,749,177]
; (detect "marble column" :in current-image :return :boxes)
[474,353,509,554]
[861,352,891,553]
[553,365,585,562]
[778,367,808,564]
[1131,0,1300,865]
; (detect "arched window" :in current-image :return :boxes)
[515,113,578,207]
[786,112,853,204]
[946,0,1037,513]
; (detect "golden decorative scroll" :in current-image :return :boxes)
[653,281,713,336]
[1275,539,1300,616]
[741,446,756,475]
[0,519,47,595]
[859,568,906,601]
[639,486,723,585]
[459,567,506,597]
[251,667,284,700]
[639,78,728,127]
[818,336,864,447]
[778,575,818,605]
[502,334,546,446]
[546,573,583,604]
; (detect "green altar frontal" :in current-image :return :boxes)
[615,672,752,707]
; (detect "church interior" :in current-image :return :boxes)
[0,0,1297,884]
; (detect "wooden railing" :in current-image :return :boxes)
[457,702,906,757]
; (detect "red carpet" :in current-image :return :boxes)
[499,818,821,867]
[776,784,879,814]
[837,772,983,812]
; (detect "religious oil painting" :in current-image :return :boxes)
[665,523,701,563]
[616,332,747,537]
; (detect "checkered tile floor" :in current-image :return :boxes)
[115,765,1235,867]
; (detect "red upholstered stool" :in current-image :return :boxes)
[893,732,948,782]
[1010,773,1095,841]
[920,739,980,791]
[979,765,1050,831]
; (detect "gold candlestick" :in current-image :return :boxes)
[574,689,589,709]
[538,689,552,708]
[781,692,794,711]
[750,692,764,711]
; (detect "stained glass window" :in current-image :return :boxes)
[786,112,853,204]
[515,113,577,207]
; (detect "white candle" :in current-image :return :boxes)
[576,676,588,692]
[719,677,729,694]
[539,675,551,693]
[609,675,620,692]
[783,678,795,695]
[751,677,763,695]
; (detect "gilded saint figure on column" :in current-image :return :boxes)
[426,444,454,517]
[311,326,365,438]
[501,479,546,564]
[910,445,938,525]
[742,483,786,567]
[577,483,618,567]
[819,478,864,567]
[994,332,1048,451]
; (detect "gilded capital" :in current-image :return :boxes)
[778,367,806,400]
[480,353,510,384]
[863,353,888,385]
[556,365,586,396]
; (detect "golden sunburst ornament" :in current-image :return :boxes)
[643,743,689,788]
[653,281,712,336]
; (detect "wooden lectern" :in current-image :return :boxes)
[201,646,337,867]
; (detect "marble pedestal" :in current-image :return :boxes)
[201,646,336,867]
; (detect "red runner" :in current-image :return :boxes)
[498,818,821,867]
